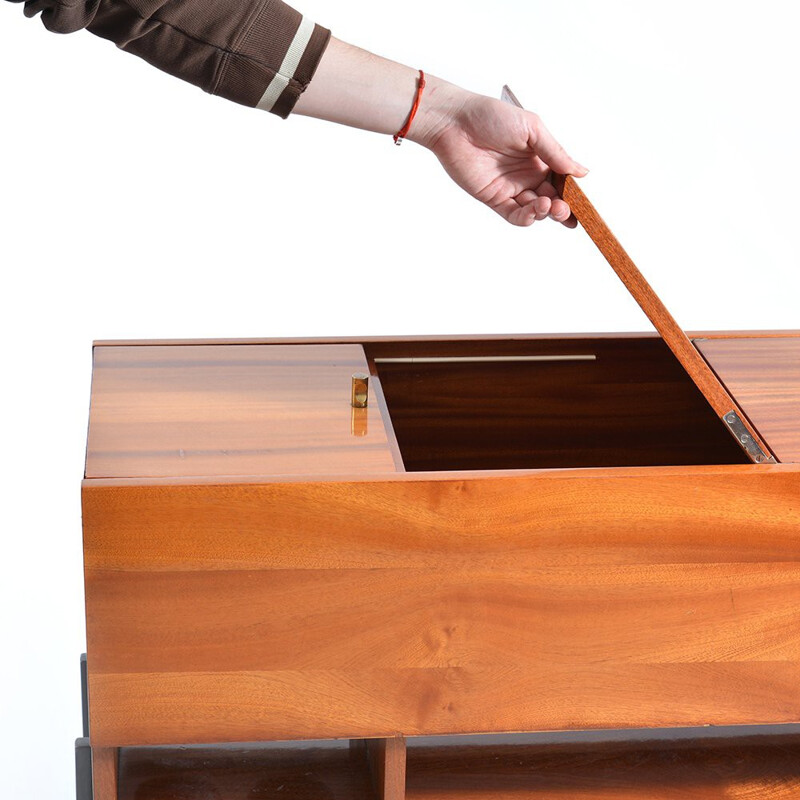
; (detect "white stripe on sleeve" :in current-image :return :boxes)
[257,16,316,112]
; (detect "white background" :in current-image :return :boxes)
[0,1,798,796]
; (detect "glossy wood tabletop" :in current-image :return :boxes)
[85,344,399,478]
[696,337,800,463]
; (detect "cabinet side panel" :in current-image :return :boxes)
[83,468,800,746]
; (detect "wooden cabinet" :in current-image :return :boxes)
[82,332,800,799]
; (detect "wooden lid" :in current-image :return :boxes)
[85,344,400,479]
[501,84,776,464]
[553,175,776,464]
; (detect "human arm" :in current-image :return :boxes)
[8,0,330,116]
[8,0,585,225]
[294,37,588,227]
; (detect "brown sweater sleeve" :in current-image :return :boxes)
[12,0,330,117]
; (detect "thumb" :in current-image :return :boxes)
[527,113,588,177]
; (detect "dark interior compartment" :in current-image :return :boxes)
[372,337,749,471]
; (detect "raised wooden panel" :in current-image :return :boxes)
[696,337,800,463]
[85,344,399,479]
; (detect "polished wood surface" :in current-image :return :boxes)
[696,337,800,463]
[554,175,774,461]
[85,344,398,478]
[115,733,800,799]
[83,464,800,746]
[376,337,747,471]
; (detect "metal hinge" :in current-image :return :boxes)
[723,410,776,464]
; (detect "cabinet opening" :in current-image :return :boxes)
[372,337,749,471]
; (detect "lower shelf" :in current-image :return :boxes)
[407,732,800,799]
[116,730,800,800]
[118,740,370,799]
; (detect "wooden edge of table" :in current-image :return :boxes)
[80,460,797,490]
[370,376,406,472]
[91,331,800,347]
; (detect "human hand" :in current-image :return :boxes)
[411,89,588,227]
[294,39,586,226]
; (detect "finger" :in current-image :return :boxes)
[537,171,578,227]
[514,191,551,221]
[562,214,579,229]
[549,197,571,222]
[532,195,551,220]
[536,181,557,199]
[514,189,538,207]
[498,198,577,228]
[527,113,589,177]
[510,200,541,227]
[495,197,539,227]
[516,193,577,228]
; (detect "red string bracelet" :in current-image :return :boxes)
[393,70,426,145]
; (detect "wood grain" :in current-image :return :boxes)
[86,563,800,674]
[92,747,119,800]
[85,344,398,479]
[88,662,800,746]
[553,175,775,462]
[82,467,800,572]
[696,337,800,462]
[83,466,800,746]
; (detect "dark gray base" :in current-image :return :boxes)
[77,653,92,800]
[75,737,92,800]
[81,653,89,739]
